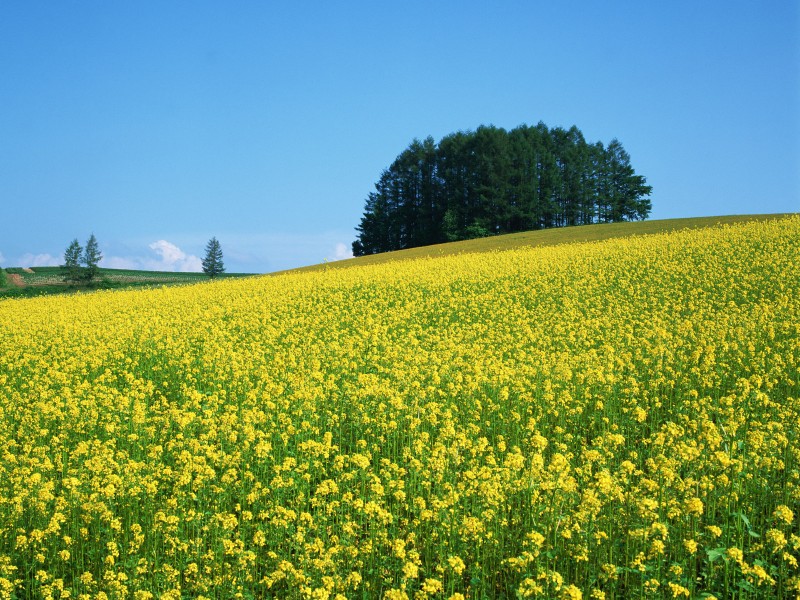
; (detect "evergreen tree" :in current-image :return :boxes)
[437,131,471,242]
[353,180,394,256]
[605,139,652,221]
[417,136,440,245]
[471,125,511,235]
[62,238,84,283]
[352,123,652,255]
[83,234,102,282]
[202,237,225,278]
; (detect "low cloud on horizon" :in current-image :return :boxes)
[102,240,202,272]
[17,252,60,268]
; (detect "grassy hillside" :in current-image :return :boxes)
[0,216,797,598]
[285,213,796,275]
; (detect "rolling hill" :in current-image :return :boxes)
[283,213,795,275]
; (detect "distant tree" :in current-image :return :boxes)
[83,234,103,282]
[202,237,225,278]
[62,238,84,283]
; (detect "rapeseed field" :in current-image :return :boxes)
[0,217,798,599]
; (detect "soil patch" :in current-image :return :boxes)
[7,274,24,287]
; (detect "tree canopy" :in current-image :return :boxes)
[353,123,652,256]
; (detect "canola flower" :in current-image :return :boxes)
[0,217,798,599]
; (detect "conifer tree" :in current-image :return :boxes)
[352,122,652,255]
[62,238,84,283]
[202,237,225,279]
[83,234,102,283]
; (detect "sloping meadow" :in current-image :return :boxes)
[0,217,798,599]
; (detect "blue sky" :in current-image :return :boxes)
[1,2,798,273]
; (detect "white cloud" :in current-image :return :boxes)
[0,252,5,265]
[327,242,353,262]
[101,240,202,273]
[19,253,60,267]
[174,255,203,273]
[149,240,185,266]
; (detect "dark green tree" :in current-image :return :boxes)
[202,237,225,279]
[437,131,470,242]
[352,122,652,256]
[62,238,84,283]
[353,178,394,256]
[470,125,511,235]
[82,234,102,282]
[604,139,652,221]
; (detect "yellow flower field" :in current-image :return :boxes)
[1,217,798,599]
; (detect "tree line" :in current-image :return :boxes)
[353,122,652,256]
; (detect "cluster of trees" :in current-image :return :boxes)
[353,122,652,256]
[62,234,103,283]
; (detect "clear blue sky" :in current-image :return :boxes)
[1,1,798,273]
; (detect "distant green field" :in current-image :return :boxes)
[0,266,253,298]
[282,213,796,275]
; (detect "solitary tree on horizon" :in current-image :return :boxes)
[83,233,102,283]
[202,237,225,279]
[62,238,83,283]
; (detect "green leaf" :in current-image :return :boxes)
[706,547,727,563]
[734,511,751,529]
[738,579,756,593]
[733,512,760,537]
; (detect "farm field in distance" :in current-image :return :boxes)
[0,267,252,299]
[0,216,798,598]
